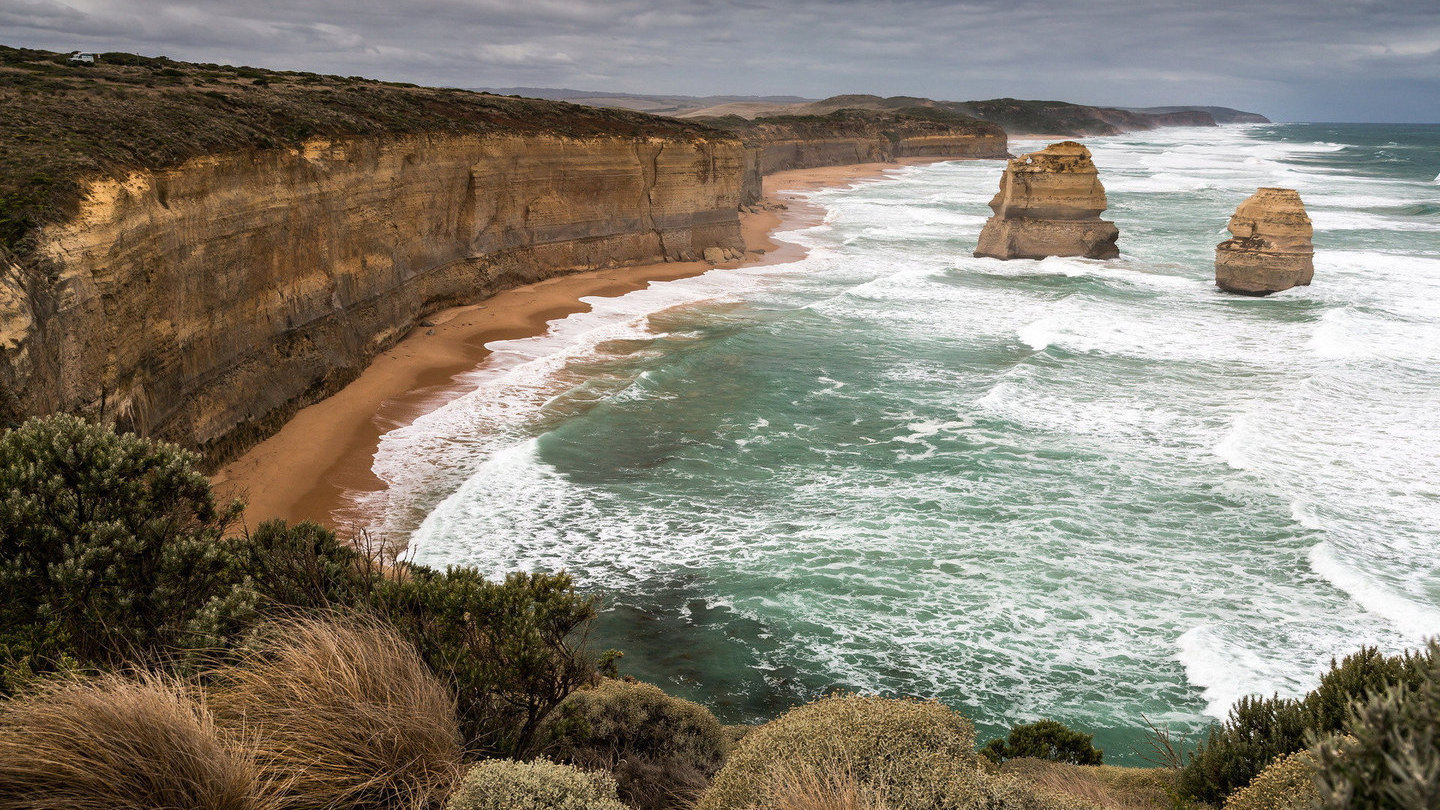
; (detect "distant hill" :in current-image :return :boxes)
[477,87,813,116]
[1121,106,1271,124]
[493,88,1270,136]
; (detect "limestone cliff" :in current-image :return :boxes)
[1215,188,1314,295]
[974,141,1119,260]
[695,110,1009,205]
[2,132,745,455]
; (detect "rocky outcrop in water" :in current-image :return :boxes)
[1214,188,1314,295]
[974,141,1119,260]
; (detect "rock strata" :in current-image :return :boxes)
[3,132,745,454]
[974,141,1119,260]
[1214,188,1314,295]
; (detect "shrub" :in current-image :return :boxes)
[375,566,602,757]
[208,616,463,810]
[446,759,627,810]
[539,677,729,810]
[1180,694,1309,805]
[1182,644,1435,805]
[237,518,380,612]
[0,415,248,675]
[698,695,980,810]
[1300,645,1426,733]
[983,720,1104,766]
[0,673,275,810]
[1313,642,1440,810]
[699,694,1072,810]
[1222,749,1319,810]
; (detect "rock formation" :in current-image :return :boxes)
[974,141,1119,260]
[2,133,746,454]
[1214,188,1314,295]
[699,111,1009,206]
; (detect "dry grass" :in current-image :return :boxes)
[766,761,890,810]
[208,616,464,810]
[0,673,276,810]
[1001,758,1177,810]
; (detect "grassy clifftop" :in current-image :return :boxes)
[0,46,726,259]
[694,105,1003,141]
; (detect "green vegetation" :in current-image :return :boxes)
[209,617,464,810]
[0,413,248,675]
[0,673,274,810]
[983,720,1104,766]
[1181,644,1437,805]
[540,677,729,809]
[446,759,627,810]
[375,566,603,758]
[0,414,607,759]
[0,44,721,261]
[1312,642,1440,809]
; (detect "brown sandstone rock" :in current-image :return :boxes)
[1215,188,1314,295]
[974,141,1119,260]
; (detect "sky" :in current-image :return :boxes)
[2,0,1438,122]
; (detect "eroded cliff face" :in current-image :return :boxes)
[699,114,1008,205]
[974,141,1120,260]
[1215,187,1314,295]
[1,132,745,454]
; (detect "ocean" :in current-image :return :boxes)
[356,123,1440,760]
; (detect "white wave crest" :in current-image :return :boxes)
[1309,542,1440,640]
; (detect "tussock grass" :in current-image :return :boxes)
[766,760,890,810]
[208,616,464,810]
[1001,758,1176,810]
[0,672,276,810]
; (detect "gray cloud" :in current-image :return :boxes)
[3,0,1437,121]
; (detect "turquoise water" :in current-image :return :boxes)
[358,124,1440,760]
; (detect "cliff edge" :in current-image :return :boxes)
[0,47,745,457]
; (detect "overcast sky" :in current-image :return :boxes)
[3,0,1438,122]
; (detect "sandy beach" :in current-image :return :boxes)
[213,160,944,532]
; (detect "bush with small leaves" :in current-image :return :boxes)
[539,678,728,810]
[374,566,602,758]
[1182,644,1434,805]
[0,415,248,677]
[982,720,1103,766]
[1180,694,1309,805]
[1313,641,1440,810]
[446,759,627,810]
[237,518,380,613]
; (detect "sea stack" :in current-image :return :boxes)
[1214,188,1315,295]
[974,141,1120,260]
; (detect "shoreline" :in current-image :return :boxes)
[213,158,949,532]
